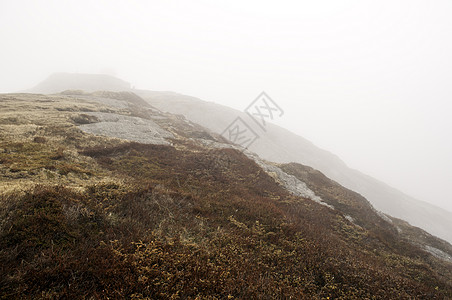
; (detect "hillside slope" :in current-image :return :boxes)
[136,90,452,245]
[26,73,452,245]
[1,92,452,299]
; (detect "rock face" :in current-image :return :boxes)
[78,112,173,145]
[247,152,334,209]
[26,73,131,93]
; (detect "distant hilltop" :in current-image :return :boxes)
[26,72,131,93]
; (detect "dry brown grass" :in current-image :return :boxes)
[1,93,451,299]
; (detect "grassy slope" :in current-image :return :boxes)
[0,94,451,299]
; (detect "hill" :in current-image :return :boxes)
[26,73,131,93]
[136,90,452,245]
[0,92,451,298]
[24,73,452,245]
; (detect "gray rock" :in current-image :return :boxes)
[78,112,173,145]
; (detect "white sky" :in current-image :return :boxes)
[1,0,451,212]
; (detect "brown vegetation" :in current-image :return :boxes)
[1,93,451,299]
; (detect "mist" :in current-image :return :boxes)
[1,0,451,212]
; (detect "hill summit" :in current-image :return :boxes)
[26,72,131,93]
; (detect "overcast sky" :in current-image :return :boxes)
[1,0,451,212]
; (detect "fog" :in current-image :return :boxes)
[1,0,451,212]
